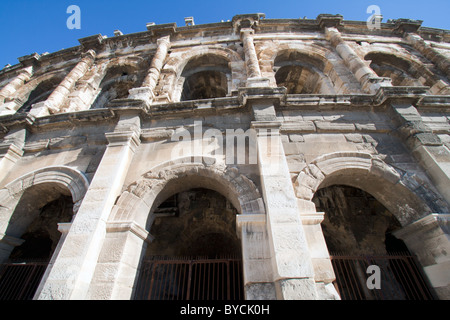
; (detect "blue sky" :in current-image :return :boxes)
[0,0,449,67]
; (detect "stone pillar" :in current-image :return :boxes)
[62,35,104,113]
[29,50,96,117]
[249,96,317,299]
[87,221,150,299]
[0,53,39,116]
[36,111,141,300]
[411,33,450,77]
[0,67,33,107]
[128,36,171,105]
[389,102,450,205]
[0,128,26,184]
[391,18,450,80]
[34,222,72,299]
[405,33,450,79]
[64,64,107,113]
[54,222,71,259]
[240,28,269,87]
[236,213,276,300]
[324,27,392,94]
[241,28,261,79]
[300,211,340,299]
[393,213,450,299]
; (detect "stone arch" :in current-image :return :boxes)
[0,166,90,262]
[91,57,148,108]
[259,42,331,66]
[149,187,242,258]
[258,43,349,93]
[14,71,68,113]
[363,48,450,94]
[89,157,265,299]
[159,46,245,102]
[294,151,448,226]
[109,156,265,231]
[273,49,335,94]
[179,54,231,101]
[164,46,243,78]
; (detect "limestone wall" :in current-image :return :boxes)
[0,13,449,300]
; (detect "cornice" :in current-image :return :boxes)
[1,14,448,75]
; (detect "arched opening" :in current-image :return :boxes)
[0,183,74,300]
[134,187,243,300]
[312,184,435,300]
[365,52,423,87]
[18,76,64,113]
[180,54,231,101]
[313,185,401,255]
[91,65,143,109]
[181,70,228,101]
[274,50,335,94]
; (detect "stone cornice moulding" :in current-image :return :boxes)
[1,13,448,75]
[106,220,153,243]
[300,212,325,225]
[393,213,450,240]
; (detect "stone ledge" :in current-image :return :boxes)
[393,213,450,240]
[105,221,153,243]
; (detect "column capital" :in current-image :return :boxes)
[250,120,282,132]
[317,14,343,29]
[105,130,140,151]
[146,23,177,37]
[392,18,423,35]
[232,13,265,34]
[80,49,97,61]
[78,34,104,50]
[57,222,72,235]
[156,34,171,46]
[106,221,153,243]
[0,142,24,162]
[300,212,325,225]
[105,113,142,151]
[17,53,40,67]
[236,213,266,237]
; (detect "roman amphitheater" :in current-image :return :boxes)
[0,13,449,300]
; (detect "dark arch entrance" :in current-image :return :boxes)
[134,188,243,300]
[313,185,435,300]
[0,184,74,300]
[179,54,231,101]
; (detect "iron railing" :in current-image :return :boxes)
[134,256,244,300]
[0,260,48,300]
[1,253,434,300]
[330,252,435,300]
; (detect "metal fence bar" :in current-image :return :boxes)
[134,257,243,300]
[0,261,48,300]
[330,253,434,300]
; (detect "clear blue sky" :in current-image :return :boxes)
[0,0,449,67]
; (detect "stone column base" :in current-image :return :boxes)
[244,282,277,300]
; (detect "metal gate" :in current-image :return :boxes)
[330,252,435,300]
[0,261,48,300]
[134,256,244,300]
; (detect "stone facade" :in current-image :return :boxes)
[0,13,449,300]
